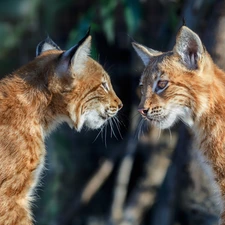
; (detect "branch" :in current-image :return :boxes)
[109,136,138,224]
[81,159,114,204]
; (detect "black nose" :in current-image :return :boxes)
[118,103,123,110]
[138,108,149,116]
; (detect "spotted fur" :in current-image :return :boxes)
[133,26,225,224]
[0,32,122,225]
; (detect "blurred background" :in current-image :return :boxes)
[0,0,224,224]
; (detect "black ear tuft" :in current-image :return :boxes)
[62,27,91,60]
[76,27,91,47]
[127,34,136,43]
[36,36,61,56]
[182,17,186,26]
[56,27,92,75]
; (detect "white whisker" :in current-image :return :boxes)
[101,124,104,140]
[135,117,142,139]
[114,116,126,128]
[109,119,113,138]
[93,126,104,143]
[137,118,145,140]
[104,121,108,148]
[112,116,123,139]
[110,118,118,140]
[157,122,162,141]
[168,127,173,143]
[131,112,141,120]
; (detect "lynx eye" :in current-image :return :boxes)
[101,82,109,92]
[155,80,168,93]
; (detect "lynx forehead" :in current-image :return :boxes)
[139,53,172,92]
[0,29,122,225]
[132,26,225,224]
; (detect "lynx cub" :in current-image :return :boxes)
[0,30,122,225]
[132,26,225,223]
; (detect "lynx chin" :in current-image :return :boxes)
[132,26,225,224]
[0,29,122,225]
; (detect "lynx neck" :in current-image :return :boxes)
[194,66,225,198]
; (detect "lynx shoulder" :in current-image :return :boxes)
[0,30,122,225]
[132,26,225,224]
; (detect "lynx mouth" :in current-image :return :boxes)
[101,111,118,120]
[144,114,173,129]
[146,112,180,129]
[144,106,194,129]
[100,114,108,120]
[145,115,166,123]
[148,117,165,127]
[107,112,117,118]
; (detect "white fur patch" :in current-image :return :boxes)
[83,110,106,130]
[41,43,56,53]
[68,104,106,131]
[179,106,194,127]
[155,105,194,129]
[71,36,91,74]
[191,149,223,215]
[132,44,151,66]
[152,76,160,93]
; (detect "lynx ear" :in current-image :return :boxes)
[132,42,161,66]
[59,28,91,75]
[173,26,204,70]
[36,37,61,56]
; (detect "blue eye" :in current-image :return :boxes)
[155,80,168,93]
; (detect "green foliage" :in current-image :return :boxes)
[122,0,141,34]
[99,0,117,43]
[40,0,73,34]
[67,0,141,48]
[0,0,40,58]
[167,1,181,30]
[66,7,98,58]
[0,0,34,18]
[0,0,142,60]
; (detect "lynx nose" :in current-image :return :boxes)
[118,102,123,110]
[138,108,149,116]
[114,98,123,110]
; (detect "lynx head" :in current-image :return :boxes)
[36,29,122,132]
[132,26,212,129]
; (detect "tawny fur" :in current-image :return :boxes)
[0,37,122,225]
[132,26,225,224]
